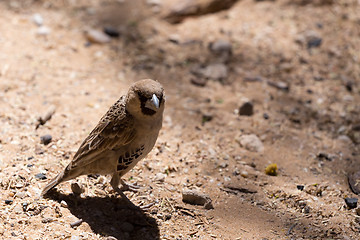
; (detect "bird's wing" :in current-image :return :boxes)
[68,97,135,169]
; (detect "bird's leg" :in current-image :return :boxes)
[110,174,152,210]
[119,178,140,192]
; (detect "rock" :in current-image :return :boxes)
[32,13,43,26]
[36,26,51,36]
[70,219,83,228]
[267,80,289,91]
[147,0,162,6]
[15,192,26,199]
[307,36,322,49]
[237,134,264,152]
[40,134,52,145]
[155,172,166,182]
[202,63,228,80]
[349,171,360,194]
[209,39,232,55]
[209,39,232,62]
[239,101,254,116]
[316,152,335,161]
[42,217,54,223]
[296,30,322,49]
[164,0,240,24]
[344,197,358,209]
[35,173,47,180]
[240,170,249,178]
[182,189,213,209]
[103,26,120,38]
[263,113,269,119]
[5,200,13,205]
[202,113,213,124]
[297,185,304,191]
[85,29,111,44]
[60,200,68,208]
[121,222,134,232]
[71,182,85,195]
[356,207,360,216]
[190,77,207,87]
[265,164,277,176]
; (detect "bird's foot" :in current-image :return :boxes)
[120,179,141,192]
[113,186,153,210]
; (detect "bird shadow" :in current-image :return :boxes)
[46,191,160,240]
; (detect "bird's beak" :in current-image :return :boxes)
[145,94,160,110]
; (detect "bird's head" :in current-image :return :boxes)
[126,79,165,119]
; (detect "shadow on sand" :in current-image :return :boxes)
[46,191,160,240]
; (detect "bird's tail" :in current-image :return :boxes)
[41,171,64,196]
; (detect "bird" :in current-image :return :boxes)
[42,79,165,208]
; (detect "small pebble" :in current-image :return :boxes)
[71,182,85,195]
[345,197,358,209]
[5,200,13,205]
[85,29,111,44]
[36,26,51,36]
[60,200,68,208]
[297,185,304,191]
[15,192,26,199]
[209,39,232,55]
[348,171,360,194]
[190,78,207,87]
[155,172,166,182]
[182,189,213,209]
[103,26,120,38]
[239,101,254,116]
[40,134,52,145]
[35,173,47,180]
[70,219,83,228]
[202,113,213,125]
[356,207,360,216]
[240,171,249,178]
[307,37,322,49]
[32,13,43,26]
[237,134,264,153]
[41,218,54,223]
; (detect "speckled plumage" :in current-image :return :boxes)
[42,79,165,206]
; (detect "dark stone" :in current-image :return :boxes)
[239,102,254,116]
[5,200,13,205]
[349,171,360,194]
[35,173,47,180]
[202,113,213,125]
[263,113,269,120]
[191,78,207,87]
[345,197,358,209]
[22,202,28,211]
[317,152,333,161]
[40,134,52,145]
[297,185,304,191]
[103,26,120,38]
[307,37,322,49]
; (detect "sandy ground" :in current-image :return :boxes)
[1,0,360,239]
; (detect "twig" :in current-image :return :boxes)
[286,223,297,236]
[165,197,175,212]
